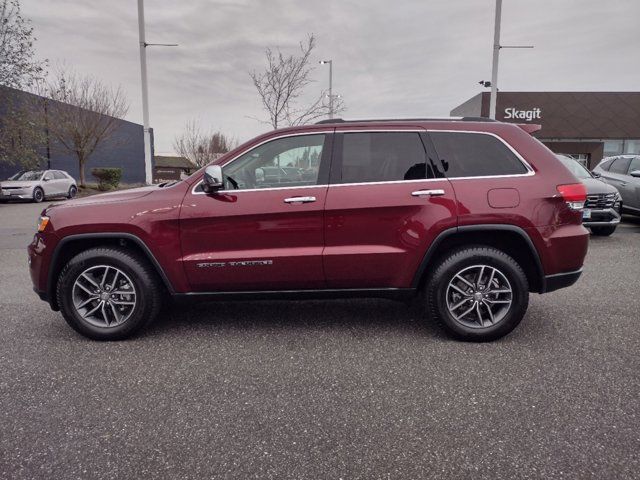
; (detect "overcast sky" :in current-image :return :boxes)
[22,0,640,153]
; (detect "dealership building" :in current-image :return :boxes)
[451,92,640,169]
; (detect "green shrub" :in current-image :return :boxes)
[91,168,122,191]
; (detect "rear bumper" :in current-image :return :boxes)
[542,268,582,293]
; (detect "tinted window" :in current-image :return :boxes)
[339,132,428,183]
[608,157,631,174]
[557,156,592,180]
[627,157,640,174]
[222,134,324,190]
[429,132,528,178]
[598,158,615,171]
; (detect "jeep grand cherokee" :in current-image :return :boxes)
[28,118,589,341]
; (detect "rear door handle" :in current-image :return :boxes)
[411,189,445,197]
[284,196,316,204]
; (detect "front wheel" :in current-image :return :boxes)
[33,187,44,203]
[425,246,529,342]
[56,247,162,340]
[590,225,616,236]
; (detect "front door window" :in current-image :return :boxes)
[222,134,325,190]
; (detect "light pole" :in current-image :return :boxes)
[489,0,502,120]
[488,0,533,119]
[136,0,177,184]
[319,60,333,118]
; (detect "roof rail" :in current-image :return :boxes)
[315,117,496,125]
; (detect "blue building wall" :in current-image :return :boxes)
[0,86,150,184]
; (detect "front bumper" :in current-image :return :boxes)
[1,187,34,200]
[582,207,621,227]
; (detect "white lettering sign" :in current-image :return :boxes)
[504,107,541,121]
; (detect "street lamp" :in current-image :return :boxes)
[319,60,333,118]
[489,0,533,119]
[137,0,177,185]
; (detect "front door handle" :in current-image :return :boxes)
[411,189,445,197]
[284,196,316,204]
[619,182,627,187]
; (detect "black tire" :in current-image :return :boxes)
[67,185,77,199]
[425,246,529,342]
[33,187,44,203]
[590,226,616,236]
[56,247,162,340]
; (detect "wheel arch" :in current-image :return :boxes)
[47,233,174,310]
[412,225,545,293]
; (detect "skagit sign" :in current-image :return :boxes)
[503,107,542,122]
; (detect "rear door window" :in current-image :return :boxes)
[429,132,528,178]
[608,157,631,175]
[337,132,430,184]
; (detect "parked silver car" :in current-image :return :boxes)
[593,155,640,216]
[0,169,77,203]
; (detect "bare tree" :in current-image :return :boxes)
[173,120,237,168]
[250,34,345,129]
[44,70,129,186]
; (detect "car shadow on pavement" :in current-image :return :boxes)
[145,298,448,340]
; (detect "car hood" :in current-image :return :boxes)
[0,180,38,188]
[49,185,158,209]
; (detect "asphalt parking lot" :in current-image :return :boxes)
[1,200,639,479]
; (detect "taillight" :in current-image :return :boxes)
[557,183,586,210]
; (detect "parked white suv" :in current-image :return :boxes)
[0,169,77,203]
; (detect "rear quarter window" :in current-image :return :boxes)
[429,132,528,178]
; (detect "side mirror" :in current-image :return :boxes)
[43,177,51,182]
[202,165,223,193]
[592,171,601,178]
[630,170,640,178]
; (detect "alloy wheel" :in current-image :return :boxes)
[72,265,137,328]
[445,264,513,328]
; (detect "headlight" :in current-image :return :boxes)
[37,216,50,232]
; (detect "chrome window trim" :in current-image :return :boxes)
[329,178,446,188]
[191,128,535,195]
[426,129,535,179]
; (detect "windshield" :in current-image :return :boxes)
[556,156,592,180]
[8,170,44,181]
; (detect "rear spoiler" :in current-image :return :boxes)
[517,123,542,134]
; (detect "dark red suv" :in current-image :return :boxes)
[28,118,589,341]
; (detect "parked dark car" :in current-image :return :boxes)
[592,155,640,217]
[29,118,589,342]
[556,155,621,236]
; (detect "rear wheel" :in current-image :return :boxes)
[425,246,529,342]
[67,185,77,199]
[33,187,44,203]
[590,226,616,236]
[56,247,162,340]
